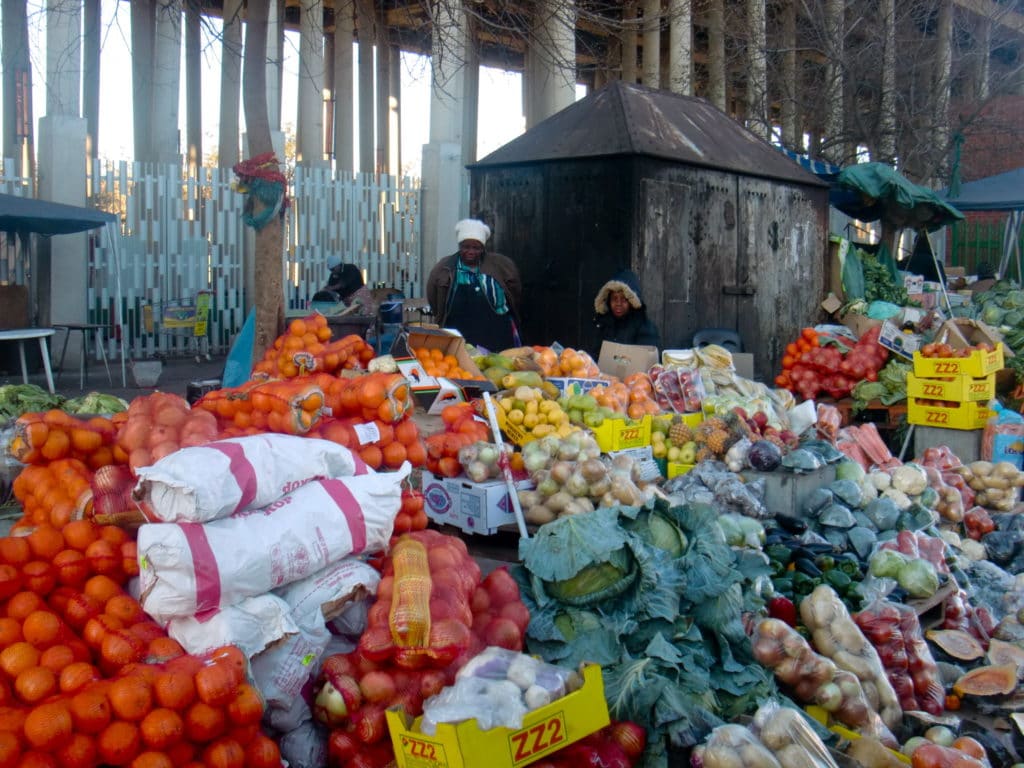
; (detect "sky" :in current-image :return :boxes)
[6,0,584,177]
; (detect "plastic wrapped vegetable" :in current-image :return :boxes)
[799,585,903,729]
[750,619,897,746]
[691,723,781,768]
[750,702,839,768]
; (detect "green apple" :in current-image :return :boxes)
[652,442,667,459]
[667,446,681,462]
[583,412,605,429]
[680,445,696,464]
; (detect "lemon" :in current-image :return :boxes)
[539,400,556,414]
[652,442,668,459]
[500,397,515,413]
[525,400,539,415]
[523,413,539,429]
[507,409,525,425]
[555,424,574,438]
[533,424,556,437]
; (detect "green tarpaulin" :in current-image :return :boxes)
[832,163,964,232]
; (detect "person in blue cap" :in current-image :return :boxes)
[593,269,661,351]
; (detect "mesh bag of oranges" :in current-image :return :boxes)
[10,410,120,470]
[203,378,325,435]
[358,529,481,669]
[314,372,413,424]
[114,393,220,471]
[11,458,93,528]
[534,345,602,377]
[252,313,375,378]
[412,346,484,380]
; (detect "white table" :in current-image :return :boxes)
[0,328,56,394]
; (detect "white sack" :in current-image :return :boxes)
[135,434,369,523]
[138,464,408,623]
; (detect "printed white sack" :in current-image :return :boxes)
[134,434,370,523]
[167,594,297,658]
[138,463,408,623]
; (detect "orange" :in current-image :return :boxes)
[288,318,307,337]
[382,441,408,469]
[194,662,242,707]
[0,618,22,647]
[83,574,123,606]
[0,538,30,567]
[39,430,71,462]
[138,707,184,751]
[184,701,226,743]
[53,732,97,768]
[38,645,75,674]
[98,525,128,549]
[84,540,121,577]
[359,445,384,470]
[61,593,102,631]
[146,637,185,664]
[164,741,197,766]
[0,730,19,768]
[225,684,263,726]
[100,629,146,670]
[25,528,63,563]
[97,720,141,766]
[104,595,145,625]
[202,738,245,768]
[153,668,195,711]
[20,562,56,596]
[107,674,153,721]
[14,666,57,704]
[16,752,58,768]
[244,733,282,768]
[52,550,89,587]
[130,752,174,768]
[82,614,123,650]
[58,662,100,694]
[23,700,72,752]
[22,611,62,649]
[0,642,40,679]
[70,684,112,734]
[69,428,103,453]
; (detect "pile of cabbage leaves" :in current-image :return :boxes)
[513,502,780,767]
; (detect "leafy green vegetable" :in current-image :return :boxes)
[519,506,628,582]
[63,391,128,414]
[0,384,64,420]
[859,249,913,305]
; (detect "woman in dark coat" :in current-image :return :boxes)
[593,269,661,352]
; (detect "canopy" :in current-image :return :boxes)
[832,162,964,232]
[0,192,116,235]
[943,167,1024,212]
[0,192,127,385]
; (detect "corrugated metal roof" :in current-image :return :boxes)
[471,81,829,188]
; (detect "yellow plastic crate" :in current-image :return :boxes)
[804,706,911,764]
[911,344,1004,378]
[907,398,993,430]
[387,664,610,768]
[666,462,695,479]
[591,415,652,452]
[652,412,705,432]
[906,373,996,403]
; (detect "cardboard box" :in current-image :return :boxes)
[388,665,610,768]
[879,319,922,360]
[906,373,996,403]
[820,292,843,316]
[933,318,1012,357]
[597,341,659,379]
[421,471,533,535]
[591,415,652,453]
[908,399,993,431]
[391,327,495,412]
[546,377,606,396]
[839,311,883,339]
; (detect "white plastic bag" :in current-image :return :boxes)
[135,434,369,523]
[138,464,408,622]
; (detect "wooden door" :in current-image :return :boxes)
[638,174,740,350]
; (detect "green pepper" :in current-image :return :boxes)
[815,554,835,572]
[825,569,852,592]
[838,559,862,578]
[772,577,793,596]
[765,545,793,565]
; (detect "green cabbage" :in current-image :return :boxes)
[897,558,940,598]
[869,548,907,579]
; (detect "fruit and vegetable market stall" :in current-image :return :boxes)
[0,310,1022,768]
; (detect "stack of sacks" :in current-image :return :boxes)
[134,433,408,727]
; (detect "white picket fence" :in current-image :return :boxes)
[1,158,421,359]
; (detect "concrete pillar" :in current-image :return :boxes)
[389,43,402,174]
[357,0,375,173]
[46,0,82,116]
[746,0,768,140]
[38,117,88,328]
[461,29,479,167]
[218,0,243,168]
[421,0,469,273]
[266,0,283,130]
[151,0,182,164]
[525,0,577,128]
[667,0,690,95]
[333,0,355,172]
[130,0,154,161]
[83,0,100,159]
[375,19,390,173]
[297,0,325,166]
[642,0,660,88]
[185,1,202,169]
[621,2,637,84]
[707,0,726,111]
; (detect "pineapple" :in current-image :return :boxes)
[669,416,693,447]
[705,428,731,457]
[695,446,714,463]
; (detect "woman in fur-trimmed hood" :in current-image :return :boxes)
[593,269,661,352]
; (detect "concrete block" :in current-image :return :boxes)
[911,425,982,464]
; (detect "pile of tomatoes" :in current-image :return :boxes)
[919,341,994,359]
[114,393,220,471]
[424,403,492,478]
[776,326,889,401]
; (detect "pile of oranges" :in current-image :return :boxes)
[252,315,374,378]
[413,347,484,380]
[0,518,281,768]
[589,373,662,419]
[198,378,326,437]
[10,412,119,472]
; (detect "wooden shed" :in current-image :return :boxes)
[469,81,830,381]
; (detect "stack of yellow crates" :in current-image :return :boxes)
[907,344,1004,430]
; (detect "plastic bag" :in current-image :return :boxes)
[799,585,903,729]
[135,433,368,523]
[691,723,781,768]
[750,701,839,768]
[982,401,1024,468]
[138,465,408,622]
[692,462,769,518]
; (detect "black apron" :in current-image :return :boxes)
[446,278,515,352]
